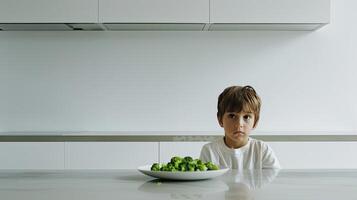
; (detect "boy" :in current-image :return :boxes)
[200,85,281,169]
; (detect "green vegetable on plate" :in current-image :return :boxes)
[150,156,219,172]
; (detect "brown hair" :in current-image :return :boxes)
[217,85,261,128]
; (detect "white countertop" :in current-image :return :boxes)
[0,169,356,200]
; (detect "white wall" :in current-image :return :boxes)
[1,0,357,169]
[1,0,356,133]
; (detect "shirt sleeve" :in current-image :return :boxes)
[199,144,211,163]
[262,144,281,169]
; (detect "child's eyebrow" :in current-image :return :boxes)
[227,111,253,114]
[243,112,254,115]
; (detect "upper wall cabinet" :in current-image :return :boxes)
[99,0,209,30]
[0,0,98,23]
[209,0,330,30]
[0,0,330,31]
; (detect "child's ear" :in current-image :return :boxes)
[252,121,257,129]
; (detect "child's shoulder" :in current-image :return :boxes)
[202,137,223,149]
[249,137,272,151]
[249,137,263,145]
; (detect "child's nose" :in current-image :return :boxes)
[235,118,244,127]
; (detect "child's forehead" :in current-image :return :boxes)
[225,110,253,114]
[225,103,254,113]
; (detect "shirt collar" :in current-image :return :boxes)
[220,137,251,153]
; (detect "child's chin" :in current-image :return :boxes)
[231,136,245,143]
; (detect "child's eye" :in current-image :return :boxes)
[244,115,252,120]
[228,114,236,119]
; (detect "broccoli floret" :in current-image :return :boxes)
[150,163,162,171]
[150,156,218,173]
[170,156,183,164]
[197,163,208,171]
[183,156,193,163]
[194,159,203,165]
[160,164,167,171]
[187,163,196,171]
[170,156,183,169]
[178,163,187,171]
[187,160,196,167]
[165,163,177,172]
[205,161,219,170]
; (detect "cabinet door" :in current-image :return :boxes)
[160,142,208,164]
[0,0,98,23]
[99,0,209,23]
[0,143,64,169]
[210,0,330,23]
[65,142,158,169]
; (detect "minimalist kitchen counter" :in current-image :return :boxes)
[1,169,357,200]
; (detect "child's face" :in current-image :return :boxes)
[218,111,255,147]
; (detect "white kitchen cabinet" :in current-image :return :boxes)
[0,143,64,169]
[210,0,330,30]
[159,142,208,163]
[0,0,98,23]
[268,142,357,169]
[65,142,158,169]
[99,0,209,23]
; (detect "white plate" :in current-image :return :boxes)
[138,165,230,180]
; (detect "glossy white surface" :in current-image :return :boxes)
[1,169,356,200]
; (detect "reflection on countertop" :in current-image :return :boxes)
[138,169,280,200]
[138,179,228,199]
[223,169,279,200]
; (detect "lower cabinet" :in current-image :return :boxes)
[2,141,357,169]
[0,142,158,169]
[0,142,64,169]
[159,142,209,163]
[268,142,357,169]
[65,142,158,169]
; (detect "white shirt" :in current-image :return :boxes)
[199,137,281,170]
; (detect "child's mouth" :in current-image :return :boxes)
[233,131,245,137]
